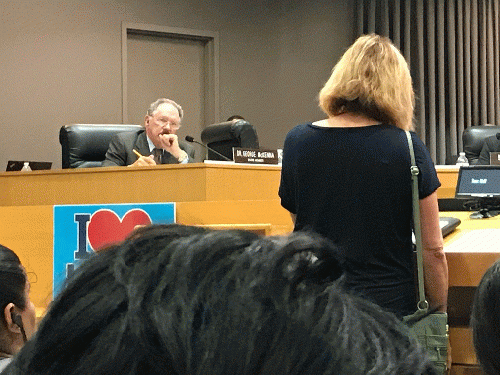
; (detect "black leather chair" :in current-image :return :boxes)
[59,124,143,168]
[462,124,500,165]
[200,120,259,160]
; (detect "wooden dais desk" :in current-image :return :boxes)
[436,165,459,199]
[443,211,500,372]
[1,162,284,206]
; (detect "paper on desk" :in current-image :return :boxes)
[445,229,500,253]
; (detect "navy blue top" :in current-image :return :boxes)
[279,123,441,316]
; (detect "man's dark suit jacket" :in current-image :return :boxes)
[101,129,195,167]
[477,135,500,165]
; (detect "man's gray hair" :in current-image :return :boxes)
[146,98,183,120]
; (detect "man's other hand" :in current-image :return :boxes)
[129,156,157,167]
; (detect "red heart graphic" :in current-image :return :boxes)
[87,209,152,251]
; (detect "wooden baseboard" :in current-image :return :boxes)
[450,364,483,375]
[198,223,272,235]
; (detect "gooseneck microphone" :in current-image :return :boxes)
[185,136,232,161]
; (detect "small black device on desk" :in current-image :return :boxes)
[439,217,461,238]
[413,217,460,245]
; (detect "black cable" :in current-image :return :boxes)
[12,313,27,342]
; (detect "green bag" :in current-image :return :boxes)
[404,131,449,374]
[404,310,448,374]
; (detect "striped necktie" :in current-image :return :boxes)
[153,148,163,164]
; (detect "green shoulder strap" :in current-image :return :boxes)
[405,130,428,311]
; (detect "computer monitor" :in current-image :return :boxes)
[455,166,500,218]
[6,161,52,172]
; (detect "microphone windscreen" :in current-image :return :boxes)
[185,136,195,142]
[496,133,500,140]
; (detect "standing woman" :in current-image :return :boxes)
[0,245,36,371]
[279,35,448,318]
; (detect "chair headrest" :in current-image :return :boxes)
[59,124,143,168]
[201,120,259,148]
[462,125,500,164]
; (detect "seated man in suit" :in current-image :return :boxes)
[477,134,500,165]
[226,114,245,122]
[102,98,195,167]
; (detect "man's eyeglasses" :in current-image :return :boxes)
[150,116,181,130]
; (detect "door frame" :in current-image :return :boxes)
[121,22,219,125]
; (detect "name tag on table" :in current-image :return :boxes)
[233,148,279,165]
[445,229,500,253]
[490,152,500,165]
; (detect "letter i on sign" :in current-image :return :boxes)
[67,214,91,279]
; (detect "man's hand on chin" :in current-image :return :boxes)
[159,134,182,159]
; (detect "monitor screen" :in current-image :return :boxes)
[6,161,52,172]
[455,166,500,198]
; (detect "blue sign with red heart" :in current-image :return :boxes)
[53,202,175,297]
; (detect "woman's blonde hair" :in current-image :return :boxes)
[318,34,415,131]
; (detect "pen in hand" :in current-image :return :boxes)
[132,148,157,166]
[133,149,144,159]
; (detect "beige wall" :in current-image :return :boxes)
[0,0,355,168]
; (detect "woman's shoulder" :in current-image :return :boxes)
[291,122,314,131]
[285,123,315,137]
[375,124,422,139]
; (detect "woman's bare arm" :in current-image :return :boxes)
[419,191,448,312]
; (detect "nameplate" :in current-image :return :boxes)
[490,152,500,165]
[233,148,279,164]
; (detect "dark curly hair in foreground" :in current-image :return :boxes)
[4,224,437,375]
[471,259,500,375]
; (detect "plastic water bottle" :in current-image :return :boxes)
[20,162,32,172]
[456,152,469,167]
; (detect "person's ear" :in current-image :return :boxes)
[3,303,21,334]
[144,115,150,126]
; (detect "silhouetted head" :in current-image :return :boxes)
[471,259,500,375]
[0,245,36,359]
[4,225,436,375]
